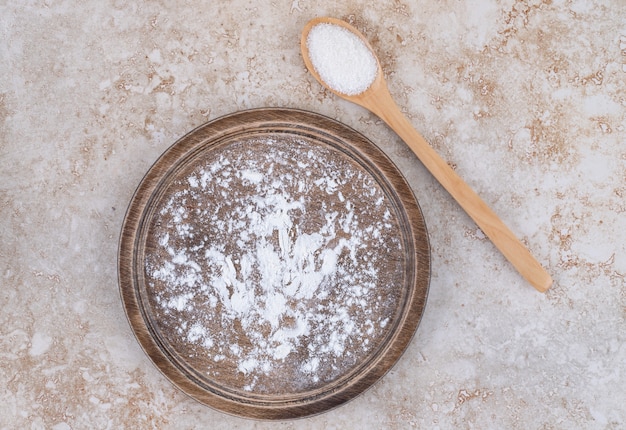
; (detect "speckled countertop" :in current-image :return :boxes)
[1,1,625,428]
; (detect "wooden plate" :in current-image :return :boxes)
[118,108,430,419]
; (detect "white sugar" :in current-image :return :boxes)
[307,23,378,95]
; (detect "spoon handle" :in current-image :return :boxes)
[360,86,553,292]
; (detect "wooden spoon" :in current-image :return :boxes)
[301,17,553,292]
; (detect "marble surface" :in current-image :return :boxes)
[1,0,624,428]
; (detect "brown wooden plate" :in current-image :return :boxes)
[118,108,430,419]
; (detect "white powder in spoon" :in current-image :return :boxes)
[306,23,378,95]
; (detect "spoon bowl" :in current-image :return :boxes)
[301,17,386,104]
[301,17,552,292]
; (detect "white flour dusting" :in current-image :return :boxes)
[144,136,404,393]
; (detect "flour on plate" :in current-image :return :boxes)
[144,135,405,394]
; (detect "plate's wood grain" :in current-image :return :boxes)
[118,108,430,419]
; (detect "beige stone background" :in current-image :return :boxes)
[1,0,625,428]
